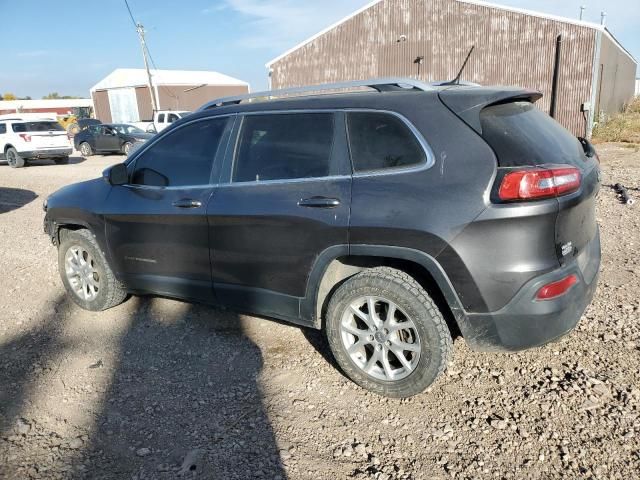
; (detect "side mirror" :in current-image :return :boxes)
[103,163,128,186]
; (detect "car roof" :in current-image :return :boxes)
[185,85,540,123]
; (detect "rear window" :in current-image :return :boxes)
[12,121,65,133]
[233,113,335,183]
[347,112,426,172]
[480,101,583,167]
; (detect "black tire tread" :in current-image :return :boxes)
[59,229,127,311]
[326,266,452,398]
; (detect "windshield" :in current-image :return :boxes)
[12,121,65,132]
[112,125,145,135]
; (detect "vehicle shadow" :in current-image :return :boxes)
[0,295,287,479]
[0,187,37,214]
[24,156,86,167]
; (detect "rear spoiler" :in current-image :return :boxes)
[438,87,542,134]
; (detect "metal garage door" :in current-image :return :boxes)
[108,88,140,123]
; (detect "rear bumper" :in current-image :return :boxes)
[463,229,601,352]
[21,148,72,159]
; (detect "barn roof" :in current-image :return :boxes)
[266,0,636,68]
[91,69,249,92]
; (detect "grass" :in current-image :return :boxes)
[592,97,640,144]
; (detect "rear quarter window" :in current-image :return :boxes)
[347,112,426,173]
[0,123,6,134]
[12,121,65,133]
[480,101,583,167]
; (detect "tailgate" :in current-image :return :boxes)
[442,90,601,266]
[30,132,69,149]
[556,162,600,266]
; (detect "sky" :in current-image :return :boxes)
[0,0,638,99]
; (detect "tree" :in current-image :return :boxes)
[43,92,60,99]
[3,93,16,100]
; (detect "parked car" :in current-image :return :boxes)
[74,123,154,157]
[0,116,72,168]
[134,110,191,133]
[43,79,601,398]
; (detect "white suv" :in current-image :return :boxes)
[0,116,73,168]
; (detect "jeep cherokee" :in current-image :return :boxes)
[43,79,601,398]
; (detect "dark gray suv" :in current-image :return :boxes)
[43,79,601,398]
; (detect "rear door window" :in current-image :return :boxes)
[131,117,228,187]
[12,121,65,132]
[157,114,165,123]
[480,101,584,167]
[232,113,335,183]
[347,112,426,172]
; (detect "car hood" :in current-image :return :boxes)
[46,178,110,211]
[127,133,154,141]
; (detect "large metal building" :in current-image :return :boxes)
[266,0,637,136]
[91,69,249,123]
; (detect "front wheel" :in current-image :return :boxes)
[58,229,128,311]
[325,267,452,398]
[79,142,93,157]
[122,142,133,156]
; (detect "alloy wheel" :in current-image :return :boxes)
[65,245,100,301]
[340,296,421,381]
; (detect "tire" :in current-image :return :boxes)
[122,142,133,156]
[325,267,452,398]
[54,156,70,165]
[58,229,128,311]
[5,147,25,168]
[79,142,93,157]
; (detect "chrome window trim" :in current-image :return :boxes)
[225,108,434,186]
[344,109,435,178]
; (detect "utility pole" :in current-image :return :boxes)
[136,23,159,112]
[579,6,585,20]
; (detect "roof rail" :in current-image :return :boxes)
[199,78,434,110]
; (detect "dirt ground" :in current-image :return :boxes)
[0,145,639,480]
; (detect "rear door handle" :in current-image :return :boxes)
[172,199,202,209]
[298,197,341,209]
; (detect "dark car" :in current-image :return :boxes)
[74,123,154,157]
[44,79,601,398]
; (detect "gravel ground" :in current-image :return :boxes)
[0,145,639,480]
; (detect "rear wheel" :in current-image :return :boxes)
[326,267,452,398]
[54,156,70,165]
[58,229,128,311]
[6,147,25,168]
[79,142,92,157]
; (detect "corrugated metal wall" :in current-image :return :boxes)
[91,90,112,123]
[596,34,637,119]
[135,87,153,121]
[156,85,250,111]
[270,0,598,135]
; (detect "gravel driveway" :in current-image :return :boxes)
[1,146,639,479]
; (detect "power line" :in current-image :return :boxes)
[123,0,137,29]
[123,0,178,107]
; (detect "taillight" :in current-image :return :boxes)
[536,274,578,300]
[498,166,581,201]
[19,133,32,142]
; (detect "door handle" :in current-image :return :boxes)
[298,197,341,209]
[172,199,202,209]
